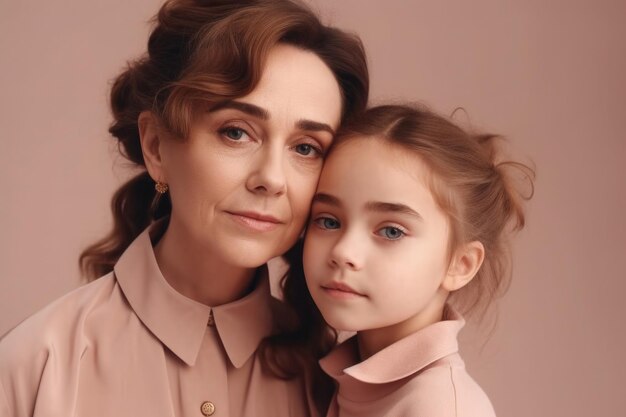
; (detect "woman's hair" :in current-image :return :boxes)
[272,104,534,396]
[79,0,369,280]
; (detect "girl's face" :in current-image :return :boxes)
[154,44,342,267]
[303,138,453,336]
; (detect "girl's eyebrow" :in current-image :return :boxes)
[312,192,341,206]
[313,193,423,220]
[365,201,423,221]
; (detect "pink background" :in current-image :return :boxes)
[1,0,625,415]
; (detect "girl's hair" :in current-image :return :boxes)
[79,0,369,280]
[332,104,535,316]
[273,104,534,397]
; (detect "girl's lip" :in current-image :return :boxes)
[321,281,366,297]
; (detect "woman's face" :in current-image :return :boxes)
[157,44,342,268]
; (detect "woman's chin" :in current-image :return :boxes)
[217,239,285,269]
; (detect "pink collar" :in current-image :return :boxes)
[320,306,464,385]
[114,222,274,368]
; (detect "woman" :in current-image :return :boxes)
[0,1,368,416]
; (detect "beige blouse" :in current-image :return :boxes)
[320,307,496,417]
[0,225,315,417]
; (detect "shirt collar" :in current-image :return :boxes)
[114,223,275,368]
[320,306,464,385]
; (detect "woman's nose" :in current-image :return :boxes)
[246,146,287,196]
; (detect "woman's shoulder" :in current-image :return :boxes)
[0,273,129,416]
[0,273,119,363]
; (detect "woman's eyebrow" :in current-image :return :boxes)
[210,100,334,135]
[365,201,423,220]
[297,119,335,135]
[210,100,269,120]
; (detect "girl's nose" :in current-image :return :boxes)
[328,231,364,271]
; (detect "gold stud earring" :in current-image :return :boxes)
[155,181,169,194]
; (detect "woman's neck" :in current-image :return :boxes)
[153,221,257,307]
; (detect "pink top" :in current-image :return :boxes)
[0,225,315,417]
[320,308,496,417]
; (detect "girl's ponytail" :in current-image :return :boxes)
[476,133,535,233]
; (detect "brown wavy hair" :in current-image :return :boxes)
[79,0,368,280]
[273,104,535,397]
[79,2,368,410]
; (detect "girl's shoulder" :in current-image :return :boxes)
[401,354,496,417]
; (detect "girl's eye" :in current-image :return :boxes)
[377,226,406,241]
[313,216,340,230]
[294,143,322,157]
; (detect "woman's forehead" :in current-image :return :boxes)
[236,44,343,130]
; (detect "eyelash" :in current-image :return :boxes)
[217,124,251,143]
[218,124,324,159]
[313,216,341,230]
[375,226,407,241]
[292,141,324,159]
[312,216,408,241]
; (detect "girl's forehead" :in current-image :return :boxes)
[317,138,438,209]
[325,136,431,179]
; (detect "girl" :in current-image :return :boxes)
[0,1,368,416]
[296,104,534,416]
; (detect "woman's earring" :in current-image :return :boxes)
[150,181,169,218]
[155,181,169,194]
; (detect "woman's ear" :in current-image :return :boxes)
[442,241,485,292]
[138,111,166,183]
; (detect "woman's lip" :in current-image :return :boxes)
[227,211,282,223]
[226,211,282,232]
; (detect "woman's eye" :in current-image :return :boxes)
[220,127,248,141]
[294,143,321,157]
[377,226,405,240]
[314,217,340,230]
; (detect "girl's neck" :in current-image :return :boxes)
[356,294,447,361]
[153,220,257,307]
